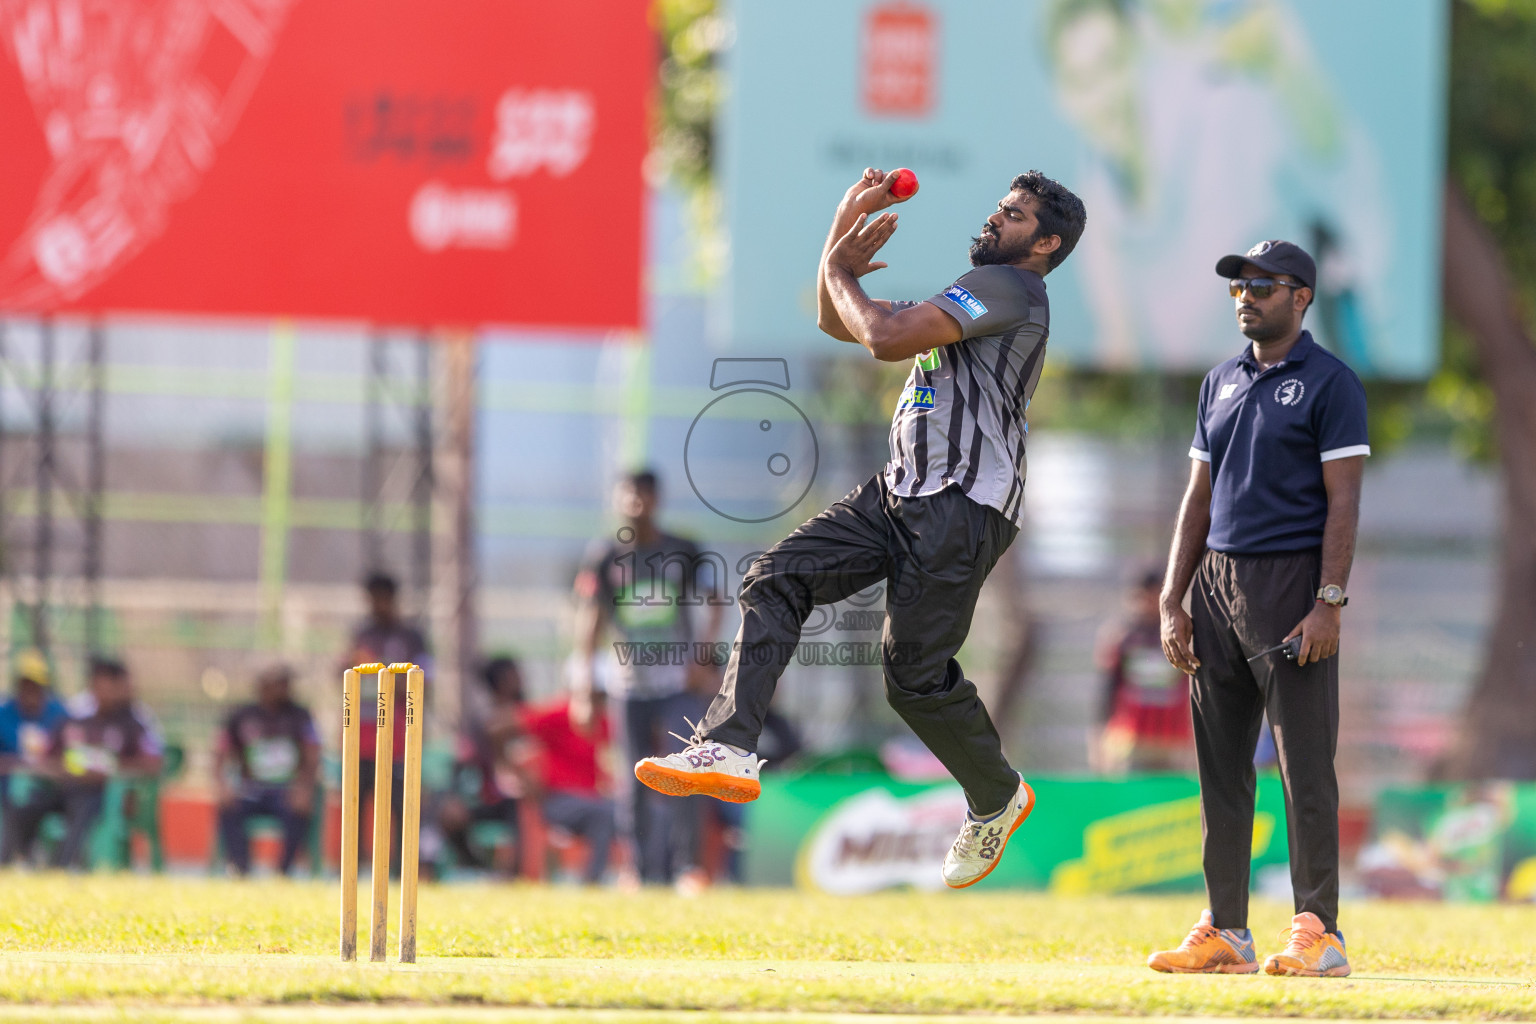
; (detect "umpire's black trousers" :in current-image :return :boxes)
[700,474,1021,815]
[1191,548,1340,933]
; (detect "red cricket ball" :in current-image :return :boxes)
[890,167,919,199]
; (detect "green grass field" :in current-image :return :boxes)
[0,874,1533,1022]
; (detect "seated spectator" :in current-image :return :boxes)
[1092,568,1195,775]
[1,657,163,869]
[0,650,68,808]
[66,657,167,750]
[213,665,321,876]
[521,677,615,885]
[439,656,529,874]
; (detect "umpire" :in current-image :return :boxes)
[1150,241,1367,978]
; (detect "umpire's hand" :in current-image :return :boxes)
[1286,603,1341,666]
[1159,599,1201,675]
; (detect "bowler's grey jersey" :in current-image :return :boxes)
[885,264,1049,525]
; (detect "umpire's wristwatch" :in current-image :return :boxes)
[1316,584,1348,607]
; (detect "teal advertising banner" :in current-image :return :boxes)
[719,0,1446,378]
[745,772,1290,893]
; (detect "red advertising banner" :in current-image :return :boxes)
[0,0,649,329]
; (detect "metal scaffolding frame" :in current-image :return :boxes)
[361,332,434,614]
[0,317,106,661]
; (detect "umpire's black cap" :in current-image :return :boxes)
[1215,240,1316,290]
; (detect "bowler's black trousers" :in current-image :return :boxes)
[700,474,1021,815]
[1191,548,1340,933]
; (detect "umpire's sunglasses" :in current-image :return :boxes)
[1229,277,1304,300]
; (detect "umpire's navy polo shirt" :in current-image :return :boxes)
[1190,331,1370,555]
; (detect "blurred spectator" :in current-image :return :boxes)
[0,650,68,809]
[1092,568,1194,774]
[439,656,528,874]
[66,657,166,748]
[0,657,163,869]
[521,674,615,885]
[213,665,321,876]
[571,469,724,884]
[344,571,430,873]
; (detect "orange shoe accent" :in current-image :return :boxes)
[635,760,761,803]
[1263,912,1350,977]
[1148,910,1260,974]
[945,781,1035,889]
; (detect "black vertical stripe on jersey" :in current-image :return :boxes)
[943,342,972,487]
[1000,327,1047,518]
[956,343,988,492]
[973,326,1024,495]
[997,330,1044,443]
[990,330,1038,457]
[990,327,1021,395]
[908,360,934,492]
[889,407,908,488]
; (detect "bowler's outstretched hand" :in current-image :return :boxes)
[827,212,898,278]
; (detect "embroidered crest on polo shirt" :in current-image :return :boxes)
[1218,383,1239,400]
[1274,378,1305,407]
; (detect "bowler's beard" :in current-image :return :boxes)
[969,228,1035,267]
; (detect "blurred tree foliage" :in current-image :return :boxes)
[1436,0,1536,460]
[651,0,728,288]
[1438,0,1536,779]
[652,0,722,195]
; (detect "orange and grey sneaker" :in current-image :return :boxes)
[1147,910,1259,974]
[942,778,1036,888]
[1263,912,1350,977]
[635,738,765,803]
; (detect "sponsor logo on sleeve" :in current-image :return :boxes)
[1218,383,1239,400]
[1273,378,1305,407]
[942,284,987,319]
[898,384,936,410]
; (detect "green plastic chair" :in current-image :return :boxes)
[93,743,185,871]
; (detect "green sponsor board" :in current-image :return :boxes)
[745,772,1288,893]
[1364,783,1536,902]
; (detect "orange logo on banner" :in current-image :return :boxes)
[861,2,937,117]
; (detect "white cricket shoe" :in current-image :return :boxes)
[942,778,1036,888]
[635,736,765,803]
